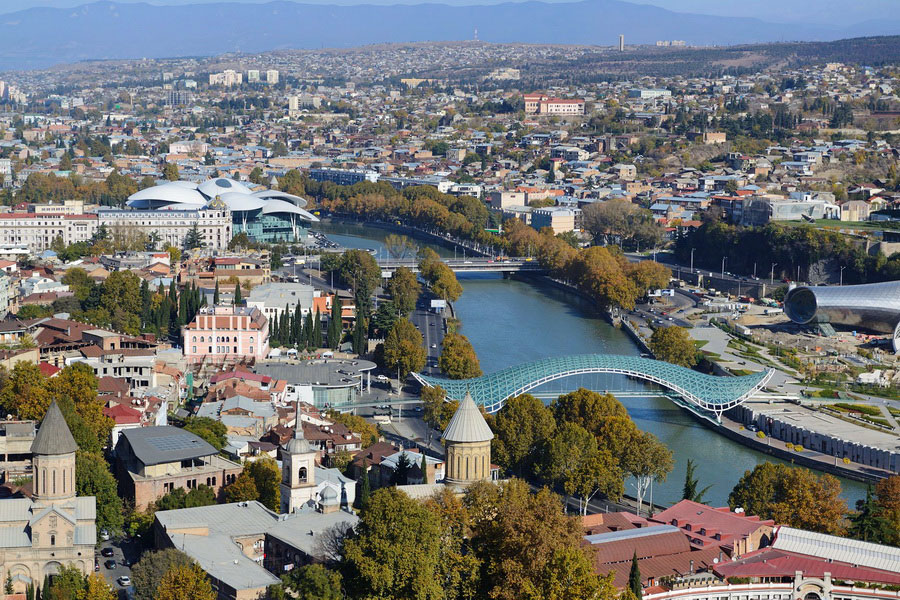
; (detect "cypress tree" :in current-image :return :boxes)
[312,309,323,349]
[234,283,243,306]
[629,551,642,598]
[421,453,429,484]
[328,297,342,349]
[357,470,371,509]
[213,279,220,304]
[352,317,367,356]
[293,303,303,346]
[303,311,314,350]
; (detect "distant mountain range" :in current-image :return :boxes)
[0,0,897,70]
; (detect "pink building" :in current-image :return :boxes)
[183,305,269,364]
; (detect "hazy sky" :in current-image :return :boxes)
[0,0,892,24]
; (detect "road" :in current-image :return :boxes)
[410,294,446,376]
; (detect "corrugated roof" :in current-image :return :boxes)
[120,426,217,466]
[772,526,900,573]
[441,391,494,443]
[31,400,77,455]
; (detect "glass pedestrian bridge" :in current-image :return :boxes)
[412,354,774,420]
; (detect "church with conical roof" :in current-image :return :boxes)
[441,390,494,486]
[0,401,97,594]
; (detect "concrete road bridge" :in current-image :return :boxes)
[376,257,546,274]
[413,354,774,422]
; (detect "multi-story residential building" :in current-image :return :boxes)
[531,206,581,233]
[628,88,673,99]
[183,305,269,364]
[265,70,279,84]
[524,93,585,115]
[308,167,379,186]
[0,213,97,252]
[97,207,232,250]
[247,69,260,83]
[115,425,243,510]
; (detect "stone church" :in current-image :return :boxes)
[0,401,97,593]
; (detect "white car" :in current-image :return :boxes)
[375,375,389,383]
[117,576,131,587]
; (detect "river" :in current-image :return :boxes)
[314,221,868,508]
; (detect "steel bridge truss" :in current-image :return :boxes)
[412,354,774,421]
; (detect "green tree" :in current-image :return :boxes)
[357,470,371,509]
[338,249,380,317]
[538,548,616,600]
[849,487,895,543]
[422,386,457,431]
[628,551,642,598]
[246,457,281,511]
[132,549,196,600]
[875,475,900,545]
[539,422,621,513]
[184,223,203,249]
[342,487,445,600]
[282,564,342,600]
[390,453,412,486]
[249,166,265,185]
[466,479,587,600]
[622,430,674,515]
[213,280,220,305]
[682,459,712,503]
[492,394,556,477]
[76,451,124,534]
[46,564,86,600]
[385,266,419,315]
[552,388,627,436]
[649,326,698,367]
[438,333,482,379]
[383,318,426,380]
[153,564,215,600]
[162,162,179,181]
[728,462,848,535]
[224,472,259,504]
[183,417,227,450]
[185,485,217,508]
[430,264,463,302]
[327,297,343,349]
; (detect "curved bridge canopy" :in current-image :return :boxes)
[413,354,773,415]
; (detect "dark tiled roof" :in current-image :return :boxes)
[31,400,78,455]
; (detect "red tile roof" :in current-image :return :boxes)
[38,362,60,377]
[714,548,900,585]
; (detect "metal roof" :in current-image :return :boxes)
[441,391,494,443]
[414,354,773,413]
[585,524,681,545]
[31,400,78,455]
[773,526,900,573]
[120,426,217,466]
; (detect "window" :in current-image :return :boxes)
[298,467,307,483]
[50,534,56,546]
[193,336,197,342]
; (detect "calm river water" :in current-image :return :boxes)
[315,221,867,508]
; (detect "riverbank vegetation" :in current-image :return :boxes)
[492,388,673,514]
[674,220,900,284]
[305,178,671,311]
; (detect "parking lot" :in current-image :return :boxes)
[97,537,135,596]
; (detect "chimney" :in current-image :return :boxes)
[689,560,694,574]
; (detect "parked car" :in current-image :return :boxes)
[100,547,114,557]
[104,560,117,570]
[117,576,131,587]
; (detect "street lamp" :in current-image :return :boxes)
[721,256,727,278]
[690,247,695,273]
[840,265,846,286]
[770,263,777,285]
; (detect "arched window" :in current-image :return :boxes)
[50,534,56,546]
[200,336,204,342]
[52,470,56,495]
[62,469,66,494]
[298,467,307,483]
[465,457,469,480]
[42,468,46,495]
